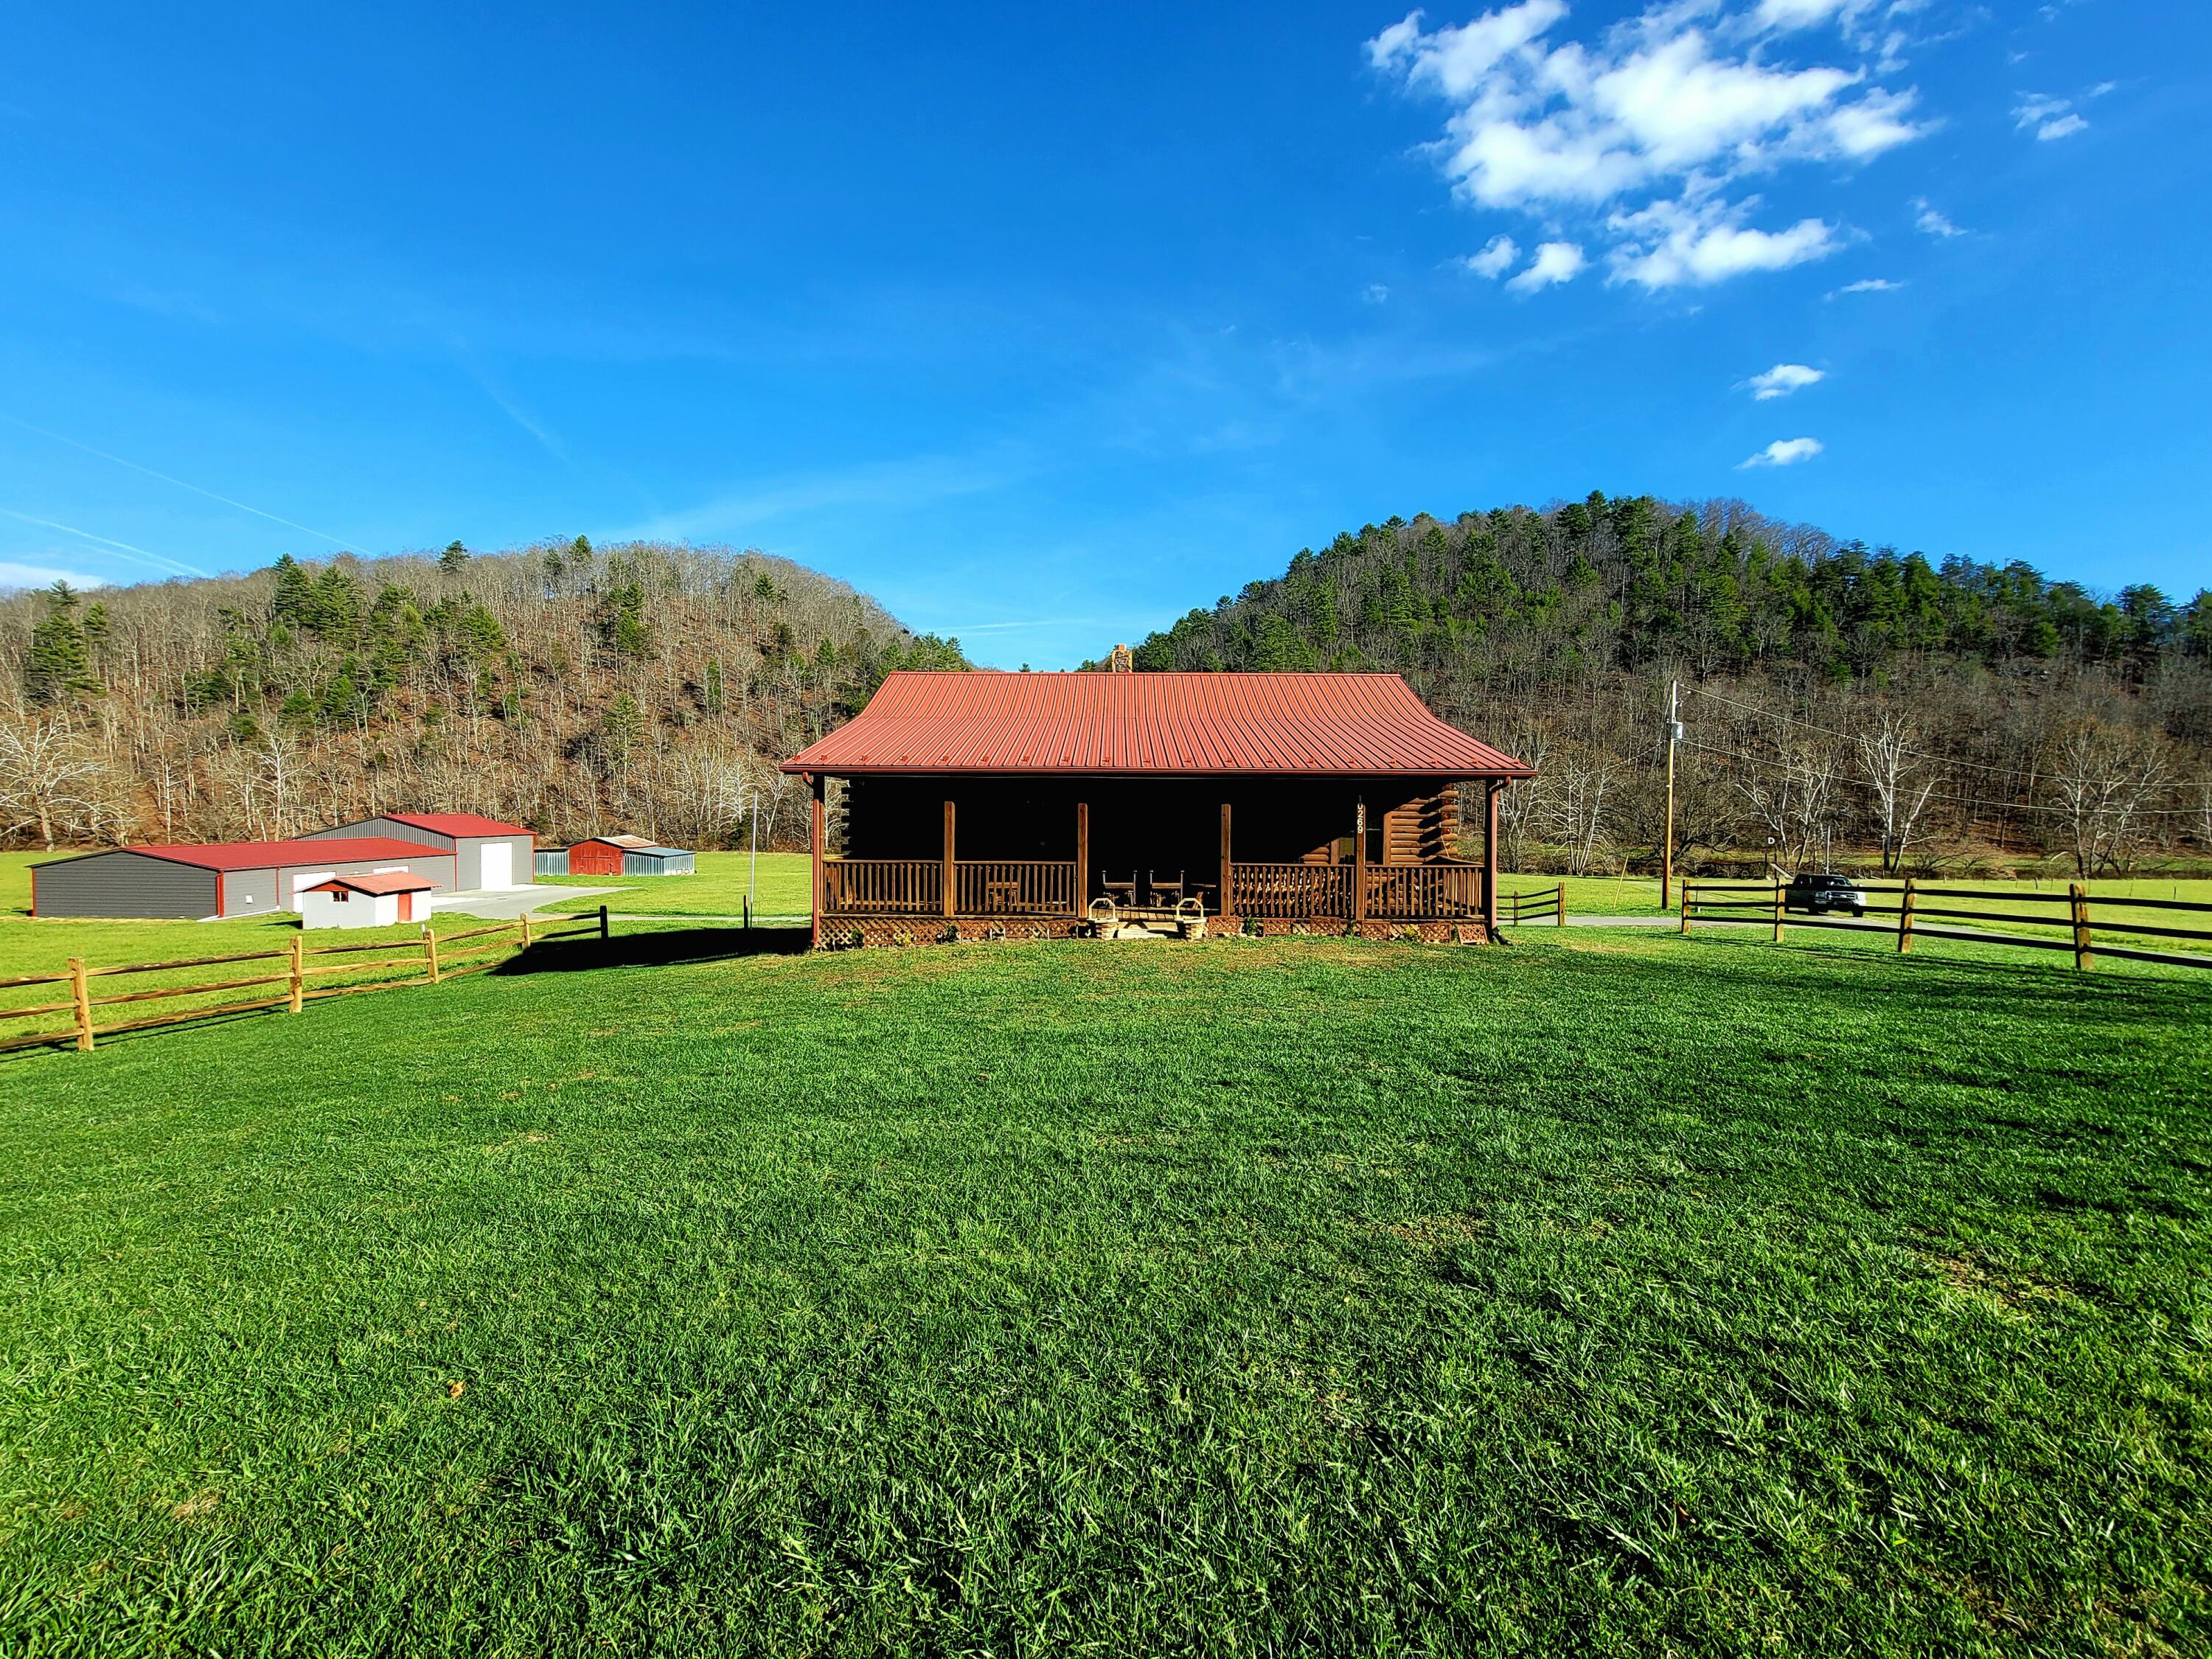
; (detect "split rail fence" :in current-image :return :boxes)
[1,906,611,1056]
[1495,884,1568,928]
[1678,880,2212,970]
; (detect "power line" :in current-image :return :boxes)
[1683,682,2045,777]
[1677,733,2203,819]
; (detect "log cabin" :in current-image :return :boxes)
[782,665,1534,947]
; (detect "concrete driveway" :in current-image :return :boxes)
[424,884,623,921]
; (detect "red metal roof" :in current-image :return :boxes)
[385,812,532,837]
[304,871,436,894]
[47,837,445,872]
[783,672,1531,777]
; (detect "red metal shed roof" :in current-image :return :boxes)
[56,837,442,872]
[783,672,1531,777]
[304,871,436,895]
[385,812,532,837]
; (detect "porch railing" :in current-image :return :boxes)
[1231,862,1485,920]
[822,859,943,915]
[954,860,1079,916]
[1364,863,1484,919]
[822,859,1078,917]
[827,858,1484,921]
[1230,863,1353,919]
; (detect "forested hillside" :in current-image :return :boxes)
[1115,494,2211,876]
[0,539,961,852]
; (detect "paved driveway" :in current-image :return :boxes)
[423,884,623,921]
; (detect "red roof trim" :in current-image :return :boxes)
[383,812,532,837]
[303,872,436,895]
[783,671,1532,777]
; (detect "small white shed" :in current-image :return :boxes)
[297,871,435,929]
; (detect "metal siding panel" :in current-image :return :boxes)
[226,867,279,916]
[297,818,451,851]
[29,851,219,918]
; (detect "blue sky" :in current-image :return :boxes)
[2,1,2205,667]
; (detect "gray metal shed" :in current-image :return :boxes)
[622,846,695,876]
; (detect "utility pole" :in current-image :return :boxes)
[747,787,760,923]
[1660,679,1683,911]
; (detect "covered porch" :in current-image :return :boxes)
[805,773,1506,943]
[783,667,1532,949]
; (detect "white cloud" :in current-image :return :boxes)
[1368,1,1927,294]
[1912,195,1962,236]
[0,560,107,593]
[1743,363,1825,399]
[1740,437,1824,467]
[1363,283,1391,303]
[1610,195,1837,288]
[1507,240,1587,292]
[1462,233,1521,277]
[2014,93,2087,141]
[1833,276,1904,293]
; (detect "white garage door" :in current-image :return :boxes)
[478,842,512,889]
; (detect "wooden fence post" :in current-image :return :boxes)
[1898,877,1916,954]
[2070,883,2094,971]
[599,903,610,942]
[1679,883,1691,936]
[288,933,305,1014]
[1773,880,1785,944]
[423,925,442,984]
[69,957,93,1051]
[1556,883,1566,928]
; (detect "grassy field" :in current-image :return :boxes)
[537,850,814,917]
[1,928,2207,1654]
[1498,870,2212,922]
[0,852,614,1051]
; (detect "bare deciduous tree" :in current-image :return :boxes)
[1855,711,1939,873]
[2049,723,2171,877]
[0,716,126,849]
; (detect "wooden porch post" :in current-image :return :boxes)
[942,798,956,919]
[1075,801,1089,914]
[810,773,827,950]
[1219,801,1232,919]
[1352,796,1367,927]
[1483,781,1500,939]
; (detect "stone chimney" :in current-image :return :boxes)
[1107,642,1133,673]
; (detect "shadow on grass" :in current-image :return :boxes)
[494,925,810,975]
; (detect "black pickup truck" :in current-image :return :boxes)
[1784,872,1868,917]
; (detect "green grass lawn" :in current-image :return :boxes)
[1,928,2207,1654]
[1498,871,2212,922]
[538,850,814,917]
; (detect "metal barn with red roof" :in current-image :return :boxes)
[30,838,456,919]
[783,667,1532,947]
[299,813,534,891]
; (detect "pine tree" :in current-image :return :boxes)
[439,540,470,574]
[270,554,315,627]
[24,583,97,703]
